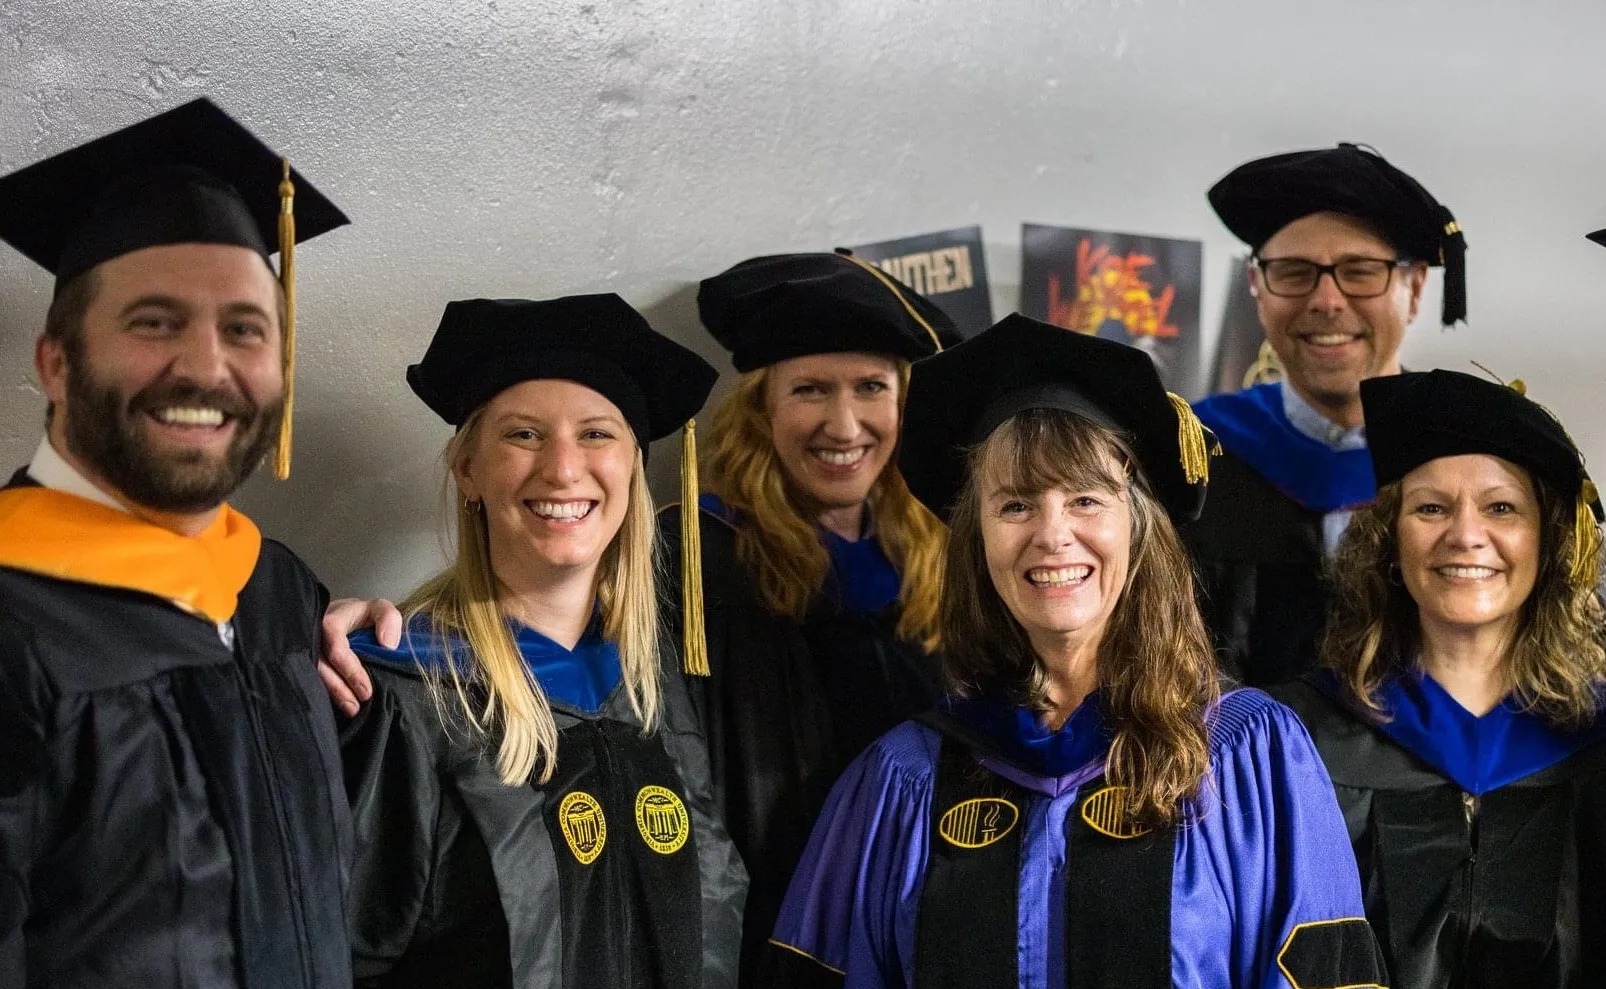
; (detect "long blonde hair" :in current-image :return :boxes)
[401,404,662,786]
[702,360,946,650]
[941,410,1219,826]
[1321,475,1606,729]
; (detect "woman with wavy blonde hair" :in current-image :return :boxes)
[765,315,1384,988]
[339,295,745,988]
[659,250,961,980]
[1276,368,1606,989]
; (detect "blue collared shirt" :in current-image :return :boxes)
[1279,382,1368,557]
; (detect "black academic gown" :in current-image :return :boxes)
[1276,679,1606,989]
[340,623,746,989]
[658,504,941,985]
[1182,448,1329,686]
[0,474,353,989]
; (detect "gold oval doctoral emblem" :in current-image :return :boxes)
[635,785,690,855]
[558,791,607,864]
[938,797,1019,849]
[1079,785,1153,839]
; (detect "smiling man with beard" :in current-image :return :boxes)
[1185,144,1466,687]
[0,98,357,988]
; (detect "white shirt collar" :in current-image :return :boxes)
[26,435,129,514]
[1279,381,1367,452]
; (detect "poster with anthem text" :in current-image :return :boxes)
[848,225,993,339]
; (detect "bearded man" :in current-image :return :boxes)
[0,98,365,988]
[1185,144,1466,686]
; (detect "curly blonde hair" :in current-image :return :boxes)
[1320,475,1606,729]
[941,409,1219,825]
[701,360,946,651]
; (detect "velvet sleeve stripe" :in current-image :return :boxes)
[762,938,847,987]
[1275,917,1388,989]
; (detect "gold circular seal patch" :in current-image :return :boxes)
[938,797,1019,849]
[634,785,690,855]
[1079,785,1153,839]
[558,791,607,864]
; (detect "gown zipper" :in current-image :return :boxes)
[1455,790,1481,982]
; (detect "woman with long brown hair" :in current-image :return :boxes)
[1275,369,1606,989]
[339,295,745,988]
[763,315,1385,988]
[660,251,959,980]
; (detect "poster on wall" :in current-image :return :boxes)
[1019,223,1203,396]
[847,225,993,338]
[1209,253,1281,395]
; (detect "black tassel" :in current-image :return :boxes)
[1439,208,1467,327]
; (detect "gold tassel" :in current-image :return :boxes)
[680,419,710,676]
[1572,479,1601,590]
[274,159,297,480]
[1167,392,1215,485]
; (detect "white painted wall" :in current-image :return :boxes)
[4,0,1605,598]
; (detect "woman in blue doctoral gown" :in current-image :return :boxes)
[762,314,1387,989]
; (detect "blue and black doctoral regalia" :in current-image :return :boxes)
[659,494,940,984]
[1274,368,1606,988]
[1186,383,1376,685]
[674,249,964,983]
[342,611,745,989]
[761,687,1383,988]
[1277,674,1606,989]
[1192,142,1467,688]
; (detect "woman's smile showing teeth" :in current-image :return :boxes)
[527,499,595,523]
[1026,565,1092,587]
[811,447,868,467]
[1434,564,1499,580]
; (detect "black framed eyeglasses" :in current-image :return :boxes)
[1253,257,1411,299]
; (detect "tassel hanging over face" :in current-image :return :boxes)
[1167,392,1217,485]
[680,419,710,676]
[274,159,298,480]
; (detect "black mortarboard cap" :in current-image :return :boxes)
[697,249,963,372]
[899,314,1214,523]
[1208,143,1466,326]
[407,294,718,447]
[0,97,349,288]
[1362,370,1602,587]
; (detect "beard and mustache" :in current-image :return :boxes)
[62,350,284,515]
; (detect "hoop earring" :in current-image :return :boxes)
[1386,563,1403,586]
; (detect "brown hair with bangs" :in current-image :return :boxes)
[942,408,1219,825]
[1321,473,1606,728]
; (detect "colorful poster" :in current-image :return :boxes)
[1209,253,1281,394]
[1020,223,1203,396]
[848,225,993,338]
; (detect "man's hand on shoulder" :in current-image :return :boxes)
[318,597,401,716]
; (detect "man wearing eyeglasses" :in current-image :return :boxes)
[1185,143,1466,686]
